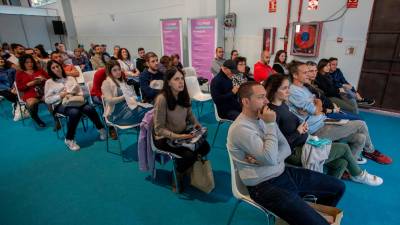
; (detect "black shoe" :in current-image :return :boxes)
[357,97,375,106]
[53,120,61,131]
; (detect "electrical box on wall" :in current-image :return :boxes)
[224,13,237,28]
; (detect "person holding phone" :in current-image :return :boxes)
[153,67,210,192]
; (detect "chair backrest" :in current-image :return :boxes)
[83,70,96,84]
[184,76,202,99]
[183,67,196,77]
[227,149,251,200]
[74,65,85,84]
[86,81,94,104]
[213,103,221,122]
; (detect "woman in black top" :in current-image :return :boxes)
[315,59,358,114]
[263,75,381,184]
[272,50,289,75]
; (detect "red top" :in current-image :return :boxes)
[91,68,106,98]
[253,61,275,83]
[16,69,49,101]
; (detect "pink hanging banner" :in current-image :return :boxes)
[160,18,183,59]
[188,17,217,80]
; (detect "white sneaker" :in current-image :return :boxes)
[98,128,107,141]
[64,139,80,151]
[351,170,383,186]
[356,157,367,165]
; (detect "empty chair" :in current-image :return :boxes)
[184,76,212,117]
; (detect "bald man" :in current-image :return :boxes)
[253,50,275,83]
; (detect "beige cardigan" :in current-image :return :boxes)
[101,77,137,117]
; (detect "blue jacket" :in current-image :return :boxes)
[0,68,16,91]
[329,69,349,89]
[139,69,164,103]
[210,71,241,119]
[288,84,326,134]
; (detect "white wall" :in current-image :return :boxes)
[69,0,217,60]
[69,0,373,86]
[226,0,373,87]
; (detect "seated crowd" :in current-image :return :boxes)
[0,41,392,225]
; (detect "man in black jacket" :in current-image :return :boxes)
[210,60,241,120]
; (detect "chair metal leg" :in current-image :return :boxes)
[227,200,241,225]
[171,158,180,194]
[81,117,87,132]
[212,122,222,147]
[106,125,110,153]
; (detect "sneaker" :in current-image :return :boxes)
[351,170,383,186]
[357,98,375,106]
[362,150,392,165]
[356,157,367,165]
[64,139,80,151]
[98,128,107,140]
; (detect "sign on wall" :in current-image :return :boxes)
[307,0,319,10]
[268,0,277,13]
[160,18,183,59]
[347,0,359,8]
[188,17,217,80]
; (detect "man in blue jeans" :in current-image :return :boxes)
[227,82,345,225]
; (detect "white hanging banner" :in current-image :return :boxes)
[188,17,217,80]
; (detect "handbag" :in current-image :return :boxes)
[62,94,85,107]
[190,156,215,193]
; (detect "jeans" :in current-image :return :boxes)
[154,138,210,173]
[326,110,363,121]
[55,103,104,140]
[247,167,345,225]
[313,120,374,157]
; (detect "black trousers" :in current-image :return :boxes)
[154,138,210,173]
[55,103,104,140]
[0,90,17,103]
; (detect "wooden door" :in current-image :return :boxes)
[358,0,400,111]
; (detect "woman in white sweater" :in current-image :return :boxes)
[117,48,141,96]
[101,60,151,125]
[44,60,106,151]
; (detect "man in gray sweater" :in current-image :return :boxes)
[227,82,345,225]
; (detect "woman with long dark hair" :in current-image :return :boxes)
[102,60,151,125]
[264,74,382,185]
[272,50,288,75]
[153,67,210,192]
[16,54,50,127]
[44,60,106,151]
[315,59,358,114]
